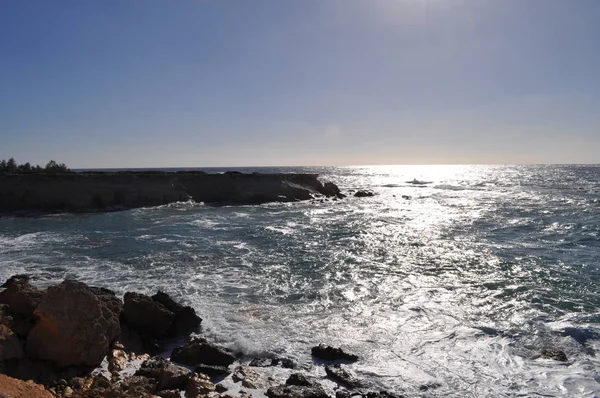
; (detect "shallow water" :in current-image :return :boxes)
[1,165,599,397]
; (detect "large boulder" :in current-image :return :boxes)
[135,356,191,391]
[25,280,121,367]
[170,337,235,367]
[123,292,175,338]
[0,275,44,317]
[0,324,24,360]
[151,291,202,336]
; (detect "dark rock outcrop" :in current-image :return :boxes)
[194,363,231,378]
[151,291,202,336]
[170,338,235,367]
[249,356,295,369]
[267,384,330,398]
[286,373,313,387]
[122,292,175,338]
[311,344,358,362]
[354,190,374,198]
[0,324,24,360]
[25,280,121,367]
[0,172,343,213]
[135,356,190,391]
[540,348,568,362]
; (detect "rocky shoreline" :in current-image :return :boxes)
[0,276,399,398]
[0,172,344,214]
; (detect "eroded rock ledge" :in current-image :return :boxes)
[0,171,343,213]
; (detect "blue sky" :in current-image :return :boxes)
[1,0,599,167]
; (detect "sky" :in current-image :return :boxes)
[1,0,599,167]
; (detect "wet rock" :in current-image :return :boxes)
[151,291,202,336]
[64,386,74,397]
[26,280,121,367]
[186,373,216,397]
[171,337,235,366]
[541,348,568,362]
[401,195,410,200]
[194,363,231,378]
[286,374,313,387]
[232,366,265,389]
[248,356,295,369]
[0,275,45,317]
[267,385,329,398]
[325,364,362,388]
[311,344,358,362]
[354,190,374,198]
[123,292,175,338]
[135,356,191,391]
[0,324,24,360]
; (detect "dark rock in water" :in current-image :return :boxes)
[0,275,45,317]
[171,337,235,366]
[311,344,358,362]
[151,291,202,336]
[25,280,121,367]
[325,364,362,388]
[249,356,296,369]
[401,195,410,200]
[541,349,568,362]
[354,190,374,198]
[135,356,191,391]
[323,182,342,196]
[194,363,231,378]
[123,292,175,338]
[286,373,313,387]
[267,384,329,398]
[0,324,24,360]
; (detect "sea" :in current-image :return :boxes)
[1,165,599,397]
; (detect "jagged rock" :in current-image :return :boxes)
[186,373,216,397]
[267,385,329,398]
[171,338,235,366]
[541,348,568,362]
[354,190,374,198]
[71,375,156,398]
[26,280,121,367]
[286,374,313,387]
[135,356,191,391]
[311,344,358,362]
[325,364,362,388]
[194,363,231,377]
[0,275,45,317]
[123,292,175,338]
[151,291,202,336]
[0,374,54,398]
[232,366,265,389]
[0,324,24,360]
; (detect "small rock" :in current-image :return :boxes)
[135,356,191,391]
[311,344,358,362]
[69,377,86,390]
[186,373,216,398]
[354,190,374,198]
[63,386,74,397]
[171,338,235,366]
[215,383,228,393]
[109,348,128,373]
[286,374,313,387]
[194,363,231,378]
[267,385,329,398]
[541,349,568,362]
[325,364,362,388]
[232,366,265,389]
[248,357,275,367]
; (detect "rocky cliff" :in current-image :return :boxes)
[0,172,342,213]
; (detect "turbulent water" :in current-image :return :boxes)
[1,165,600,397]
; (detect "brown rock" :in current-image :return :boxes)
[25,280,121,367]
[170,338,235,367]
[0,374,54,398]
[232,366,265,389]
[0,275,44,317]
[108,348,128,374]
[135,356,190,391]
[0,324,24,360]
[123,292,175,338]
[186,373,216,398]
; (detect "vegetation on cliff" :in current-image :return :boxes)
[0,158,71,174]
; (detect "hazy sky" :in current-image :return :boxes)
[1,0,599,167]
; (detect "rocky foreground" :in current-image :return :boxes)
[0,275,399,398]
[0,172,344,214]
